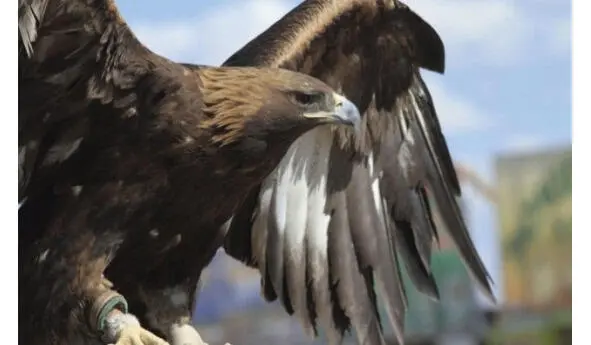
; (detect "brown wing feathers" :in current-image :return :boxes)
[18,0,148,203]
[223,1,493,344]
[405,75,493,295]
[18,0,49,58]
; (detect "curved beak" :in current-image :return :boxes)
[331,93,362,129]
[302,93,362,132]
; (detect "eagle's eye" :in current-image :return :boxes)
[290,91,322,106]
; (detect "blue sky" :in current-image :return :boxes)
[117,0,571,306]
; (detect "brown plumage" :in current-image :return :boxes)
[18,0,360,344]
[221,1,495,345]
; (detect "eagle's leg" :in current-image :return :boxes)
[163,284,230,345]
[99,308,169,345]
[124,284,210,345]
[98,299,208,345]
[128,279,226,345]
[102,275,114,289]
[166,279,231,345]
[96,276,209,345]
[90,281,170,345]
[21,241,169,344]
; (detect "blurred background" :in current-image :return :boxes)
[117,1,572,344]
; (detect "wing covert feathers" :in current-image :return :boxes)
[18,0,182,203]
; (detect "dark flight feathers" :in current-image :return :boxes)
[222,1,494,344]
[18,0,157,203]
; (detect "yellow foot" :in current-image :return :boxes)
[101,275,114,289]
[102,311,169,345]
[109,325,169,345]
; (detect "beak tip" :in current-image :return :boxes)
[333,94,362,129]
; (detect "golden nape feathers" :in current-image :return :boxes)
[197,66,347,147]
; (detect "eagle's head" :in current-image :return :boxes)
[193,66,360,177]
[198,67,360,148]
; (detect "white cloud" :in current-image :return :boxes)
[502,134,546,153]
[423,76,493,135]
[412,0,571,65]
[131,0,291,65]
[411,0,535,66]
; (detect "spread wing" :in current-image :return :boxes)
[18,0,187,204]
[221,1,493,344]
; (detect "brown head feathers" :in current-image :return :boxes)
[196,66,345,147]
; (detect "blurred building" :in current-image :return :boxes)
[490,145,572,345]
[495,146,572,311]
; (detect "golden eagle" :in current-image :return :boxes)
[18,0,360,344]
[18,0,494,345]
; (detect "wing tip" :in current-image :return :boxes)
[397,1,446,74]
[478,274,498,304]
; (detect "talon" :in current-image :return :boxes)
[101,275,114,289]
[99,307,168,345]
[114,326,169,345]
